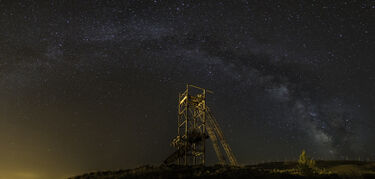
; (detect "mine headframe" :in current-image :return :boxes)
[163,84,238,166]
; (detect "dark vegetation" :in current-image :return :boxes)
[69,161,375,179]
[69,149,374,178]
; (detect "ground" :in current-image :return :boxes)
[69,161,375,179]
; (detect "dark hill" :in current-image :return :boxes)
[69,161,375,179]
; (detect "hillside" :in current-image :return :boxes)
[69,161,375,179]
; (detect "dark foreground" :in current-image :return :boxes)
[69,161,375,179]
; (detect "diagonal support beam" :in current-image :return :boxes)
[207,108,239,166]
[206,122,226,165]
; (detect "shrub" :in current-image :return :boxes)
[297,150,317,176]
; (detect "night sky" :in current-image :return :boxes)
[0,1,374,178]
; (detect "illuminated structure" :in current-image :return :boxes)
[163,84,238,166]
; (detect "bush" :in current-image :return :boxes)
[297,150,317,176]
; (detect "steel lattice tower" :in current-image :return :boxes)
[164,84,238,166]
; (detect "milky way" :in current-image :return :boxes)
[0,1,373,178]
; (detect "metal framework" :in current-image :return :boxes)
[163,84,238,166]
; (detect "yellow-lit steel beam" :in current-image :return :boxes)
[207,108,238,166]
[188,84,214,94]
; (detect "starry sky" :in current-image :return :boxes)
[0,0,374,178]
